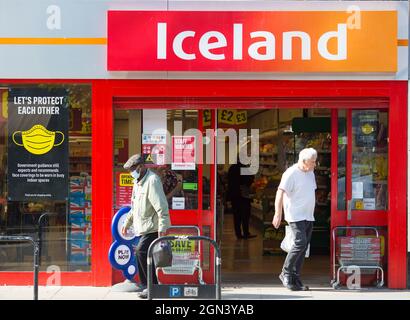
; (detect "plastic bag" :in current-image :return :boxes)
[280,225,310,258]
[152,241,173,268]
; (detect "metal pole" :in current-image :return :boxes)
[33,239,39,300]
[37,212,57,266]
[38,213,45,266]
[147,240,155,300]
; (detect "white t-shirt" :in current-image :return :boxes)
[278,164,317,222]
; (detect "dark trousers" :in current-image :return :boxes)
[232,198,251,238]
[282,220,313,279]
[136,232,158,287]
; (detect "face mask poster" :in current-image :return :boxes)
[7,88,69,201]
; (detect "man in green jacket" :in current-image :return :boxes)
[121,154,171,298]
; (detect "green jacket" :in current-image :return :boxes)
[124,169,171,236]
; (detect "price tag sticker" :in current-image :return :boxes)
[236,110,247,125]
[218,109,236,125]
[203,110,211,127]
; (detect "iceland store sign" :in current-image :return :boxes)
[107,10,397,73]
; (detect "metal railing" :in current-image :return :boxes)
[0,235,39,300]
[37,212,57,266]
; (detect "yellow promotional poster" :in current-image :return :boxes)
[169,234,196,253]
[13,124,64,155]
[119,173,134,187]
[116,172,133,208]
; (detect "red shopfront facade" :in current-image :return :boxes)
[0,79,406,289]
[0,7,407,289]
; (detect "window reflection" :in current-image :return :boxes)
[0,84,92,272]
[351,110,388,211]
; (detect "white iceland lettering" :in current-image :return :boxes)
[248,31,275,61]
[156,22,348,62]
[157,23,167,59]
[233,24,243,60]
[282,31,311,60]
[318,23,347,61]
[173,31,196,60]
[199,31,227,60]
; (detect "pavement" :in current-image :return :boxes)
[0,284,410,300]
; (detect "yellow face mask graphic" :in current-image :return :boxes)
[361,123,375,135]
[13,124,64,155]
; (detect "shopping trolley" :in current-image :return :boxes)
[147,226,222,299]
[159,226,204,284]
[331,226,384,289]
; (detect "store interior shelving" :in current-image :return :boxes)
[68,135,92,270]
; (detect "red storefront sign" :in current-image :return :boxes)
[107,10,397,72]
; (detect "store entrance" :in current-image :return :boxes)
[111,98,390,287]
[217,108,332,286]
[102,81,405,288]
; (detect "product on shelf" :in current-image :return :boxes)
[68,174,92,267]
[250,136,288,255]
[292,125,331,254]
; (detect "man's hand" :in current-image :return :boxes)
[121,226,127,236]
[272,213,282,229]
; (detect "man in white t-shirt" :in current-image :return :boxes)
[272,148,317,291]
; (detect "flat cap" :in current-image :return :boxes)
[123,154,144,170]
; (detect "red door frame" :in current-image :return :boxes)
[0,79,406,288]
[331,108,390,227]
[330,107,392,286]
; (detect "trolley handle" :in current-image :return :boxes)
[147,235,222,300]
[332,226,380,240]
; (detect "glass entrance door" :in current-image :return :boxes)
[331,108,389,285]
[113,104,217,284]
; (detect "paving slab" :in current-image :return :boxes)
[0,285,409,300]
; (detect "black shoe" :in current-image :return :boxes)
[279,273,288,286]
[279,273,300,291]
[294,278,310,291]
